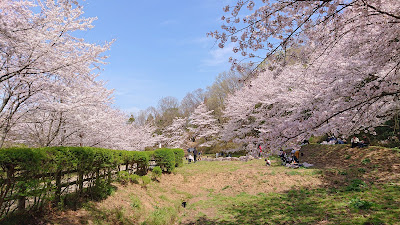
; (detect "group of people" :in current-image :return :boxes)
[215,152,231,158]
[321,136,347,145]
[350,135,370,148]
[186,148,202,163]
[186,134,370,166]
[278,148,301,165]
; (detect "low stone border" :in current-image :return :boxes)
[200,155,255,162]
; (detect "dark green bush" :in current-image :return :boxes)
[154,149,175,173]
[133,151,150,176]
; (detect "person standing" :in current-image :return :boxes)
[193,148,198,162]
[258,144,263,159]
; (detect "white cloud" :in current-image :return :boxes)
[201,42,235,67]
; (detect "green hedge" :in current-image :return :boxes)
[154,148,175,173]
[0,146,183,220]
[171,148,185,167]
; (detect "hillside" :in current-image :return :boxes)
[15,145,400,225]
[300,144,400,187]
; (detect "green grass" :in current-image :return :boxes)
[142,206,179,225]
[178,160,241,175]
[361,158,371,165]
[130,194,142,209]
[392,147,400,153]
[187,184,400,225]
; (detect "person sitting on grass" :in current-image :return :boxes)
[265,157,271,166]
[291,149,299,164]
[278,149,288,165]
[351,136,359,148]
[188,154,194,163]
[359,135,370,148]
[336,137,345,144]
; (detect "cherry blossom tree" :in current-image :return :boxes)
[128,123,161,150]
[188,103,220,147]
[0,0,111,147]
[161,117,188,148]
[213,0,399,150]
[209,0,399,70]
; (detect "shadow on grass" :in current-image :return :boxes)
[183,189,326,225]
[300,144,400,188]
[0,183,118,225]
[181,184,399,225]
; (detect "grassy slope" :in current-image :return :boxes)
[43,145,400,225]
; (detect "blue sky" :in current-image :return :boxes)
[79,0,235,114]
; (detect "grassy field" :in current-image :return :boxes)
[41,145,400,225]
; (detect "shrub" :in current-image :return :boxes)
[171,149,184,167]
[117,171,131,185]
[152,166,162,181]
[133,151,150,176]
[130,174,140,184]
[141,176,151,188]
[89,179,115,200]
[117,171,140,185]
[154,149,175,173]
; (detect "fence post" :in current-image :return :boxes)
[17,181,26,213]
[0,165,15,217]
[17,196,26,213]
[107,168,112,184]
[78,170,84,195]
[54,170,62,205]
[95,168,100,187]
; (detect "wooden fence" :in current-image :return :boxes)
[0,147,182,220]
